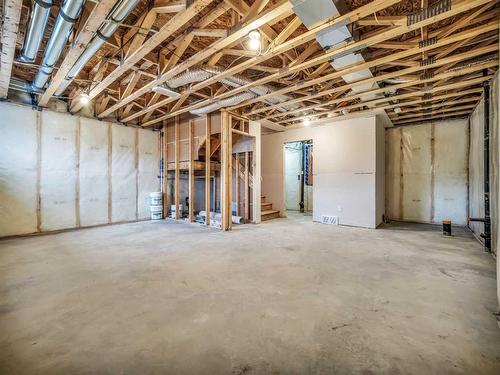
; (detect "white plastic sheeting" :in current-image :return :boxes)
[0,101,160,237]
[40,111,78,231]
[386,119,468,225]
[111,124,137,223]
[138,129,159,220]
[469,100,484,238]
[79,118,109,226]
[0,104,38,236]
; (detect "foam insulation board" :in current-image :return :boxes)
[491,73,499,256]
[138,129,159,220]
[469,101,484,238]
[385,128,401,219]
[0,103,38,236]
[111,124,137,222]
[79,118,109,226]
[40,111,78,231]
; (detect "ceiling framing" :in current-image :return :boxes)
[2,0,499,127]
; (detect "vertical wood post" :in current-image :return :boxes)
[162,119,168,218]
[221,111,232,230]
[205,114,211,225]
[134,128,139,221]
[188,119,194,222]
[235,153,240,216]
[174,116,180,220]
[244,151,249,221]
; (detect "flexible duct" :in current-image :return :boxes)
[19,0,53,62]
[165,66,301,115]
[54,0,141,96]
[32,0,86,91]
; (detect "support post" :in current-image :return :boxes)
[205,114,211,225]
[174,116,180,219]
[162,119,168,218]
[244,152,249,221]
[483,70,491,252]
[235,153,240,216]
[188,119,194,222]
[221,110,232,230]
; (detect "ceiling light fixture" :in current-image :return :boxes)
[79,93,90,105]
[248,30,261,51]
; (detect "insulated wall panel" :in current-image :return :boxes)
[40,111,78,231]
[138,129,159,220]
[401,125,432,222]
[111,124,136,222]
[0,104,38,236]
[434,121,468,225]
[386,119,468,225]
[469,103,484,238]
[79,118,109,226]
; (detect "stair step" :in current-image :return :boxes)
[261,202,272,210]
[261,210,280,221]
[261,196,265,203]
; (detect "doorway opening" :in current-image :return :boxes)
[284,140,313,216]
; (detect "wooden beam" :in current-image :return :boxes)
[162,120,169,218]
[174,116,180,220]
[70,0,214,113]
[244,152,249,221]
[205,114,211,226]
[153,0,187,13]
[221,111,232,231]
[189,120,194,222]
[98,0,294,118]
[0,0,23,98]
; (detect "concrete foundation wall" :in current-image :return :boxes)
[261,116,382,228]
[0,101,159,237]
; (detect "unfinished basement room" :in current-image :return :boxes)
[1,0,500,373]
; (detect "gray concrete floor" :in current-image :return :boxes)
[1,213,499,374]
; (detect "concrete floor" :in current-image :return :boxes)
[0,214,499,374]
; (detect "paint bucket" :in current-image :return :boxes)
[443,220,452,236]
[149,192,163,206]
[171,204,183,219]
[150,205,163,220]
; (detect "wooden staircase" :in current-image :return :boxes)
[261,196,280,221]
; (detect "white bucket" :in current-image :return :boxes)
[149,192,163,206]
[151,211,163,220]
[171,204,183,219]
[150,205,163,213]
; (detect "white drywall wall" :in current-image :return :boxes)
[261,116,382,228]
[386,119,468,225]
[0,101,159,237]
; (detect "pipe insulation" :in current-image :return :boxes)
[31,0,86,91]
[19,0,54,63]
[54,0,141,96]
[164,66,301,115]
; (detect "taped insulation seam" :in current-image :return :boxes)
[0,101,159,238]
[385,119,469,225]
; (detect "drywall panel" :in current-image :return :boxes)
[79,118,109,227]
[261,116,379,228]
[111,125,137,222]
[434,121,468,224]
[0,103,38,236]
[40,111,78,231]
[138,129,159,220]
[385,128,401,220]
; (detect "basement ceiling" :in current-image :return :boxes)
[2,0,499,127]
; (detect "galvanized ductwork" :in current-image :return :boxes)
[291,0,382,110]
[54,0,141,96]
[163,66,300,115]
[19,0,54,63]
[31,0,86,92]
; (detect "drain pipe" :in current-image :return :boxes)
[31,0,86,92]
[483,69,491,252]
[19,0,54,62]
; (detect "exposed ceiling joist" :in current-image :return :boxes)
[0,0,23,98]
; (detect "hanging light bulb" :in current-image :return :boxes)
[79,93,90,105]
[303,117,311,126]
[248,30,261,51]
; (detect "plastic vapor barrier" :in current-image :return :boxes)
[79,118,109,226]
[111,124,137,223]
[138,129,159,220]
[469,101,484,238]
[386,119,468,225]
[0,104,38,236]
[40,111,78,231]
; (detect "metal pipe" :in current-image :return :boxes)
[19,0,53,62]
[54,0,141,96]
[31,0,86,92]
[483,69,491,252]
